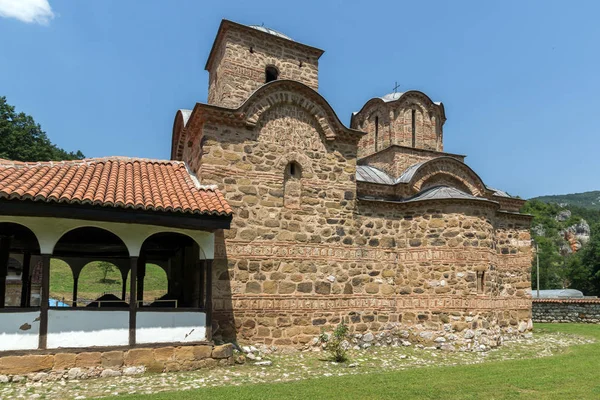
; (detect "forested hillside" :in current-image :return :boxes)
[532,191,600,211]
[523,200,600,295]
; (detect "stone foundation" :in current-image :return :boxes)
[533,299,600,323]
[0,343,233,381]
[217,308,533,352]
[344,319,532,352]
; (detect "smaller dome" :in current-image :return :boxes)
[248,25,293,41]
[380,91,441,106]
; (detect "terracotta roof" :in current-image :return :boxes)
[0,157,232,217]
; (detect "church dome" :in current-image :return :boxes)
[380,92,405,102]
[248,25,293,41]
[380,91,441,106]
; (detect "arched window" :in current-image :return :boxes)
[0,222,41,308]
[477,271,485,294]
[78,261,126,308]
[53,227,129,308]
[284,161,302,208]
[265,66,279,83]
[138,232,202,309]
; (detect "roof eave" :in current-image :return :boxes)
[204,19,325,71]
[357,145,466,165]
[357,195,500,209]
[0,199,233,231]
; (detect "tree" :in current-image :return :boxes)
[0,96,84,162]
[97,261,116,284]
[577,223,600,296]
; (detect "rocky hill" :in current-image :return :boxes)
[523,197,600,296]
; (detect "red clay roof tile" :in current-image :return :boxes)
[0,157,232,217]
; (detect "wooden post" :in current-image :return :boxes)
[198,260,205,310]
[0,236,11,308]
[38,254,51,349]
[72,273,79,308]
[20,252,31,308]
[129,256,138,347]
[121,271,127,301]
[205,260,213,341]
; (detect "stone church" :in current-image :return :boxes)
[172,20,533,348]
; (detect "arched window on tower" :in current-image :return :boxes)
[411,109,416,148]
[265,66,279,83]
[374,116,379,152]
[284,161,302,208]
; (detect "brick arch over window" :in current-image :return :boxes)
[275,152,313,175]
[171,109,192,161]
[241,80,356,141]
[405,157,487,197]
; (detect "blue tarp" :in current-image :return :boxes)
[49,298,70,307]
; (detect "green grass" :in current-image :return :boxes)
[49,259,167,303]
[113,324,600,400]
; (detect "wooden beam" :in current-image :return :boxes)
[38,254,50,349]
[129,256,138,347]
[0,199,232,231]
[20,252,31,308]
[0,236,10,309]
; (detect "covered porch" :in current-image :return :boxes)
[0,157,232,352]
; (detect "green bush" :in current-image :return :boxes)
[319,322,350,363]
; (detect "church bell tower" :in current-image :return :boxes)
[204,20,325,109]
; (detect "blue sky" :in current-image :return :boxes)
[1,0,599,199]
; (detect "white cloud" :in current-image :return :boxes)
[0,0,54,25]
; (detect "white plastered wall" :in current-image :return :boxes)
[0,215,214,258]
[47,309,129,348]
[136,311,207,344]
[0,311,40,351]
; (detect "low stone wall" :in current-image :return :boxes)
[532,299,600,323]
[0,343,233,382]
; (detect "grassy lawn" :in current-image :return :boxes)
[113,324,600,400]
[49,259,168,304]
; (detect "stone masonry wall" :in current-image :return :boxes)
[358,146,465,179]
[533,299,600,323]
[207,26,321,109]
[185,97,532,348]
